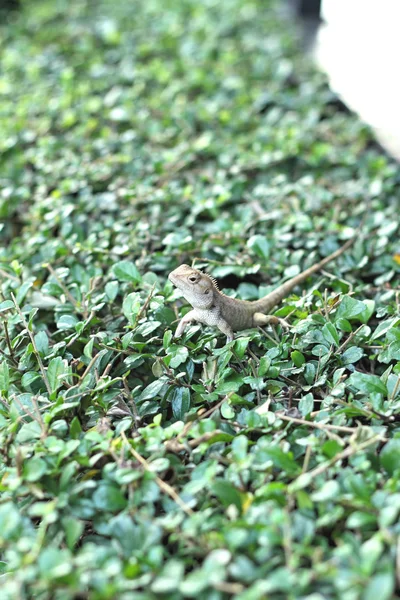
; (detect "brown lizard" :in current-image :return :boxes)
[168,237,355,343]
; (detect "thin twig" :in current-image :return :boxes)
[134,284,156,325]
[175,398,226,443]
[122,377,139,431]
[335,398,395,425]
[294,435,384,484]
[367,407,396,423]
[31,395,46,431]
[121,431,194,516]
[320,269,354,293]
[11,293,52,396]
[214,582,245,594]
[337,325,364,353]
[0,346,17,365]
[97,342,133,356]
[390,375,400,402]
[165,430,225,454]
[67,353,101,393]
[249,359,262,404]
[12,394,44,431]
[256,326,279,345]
[275,412,359,434]
[302,445,312,473]
[3,321,18,365]
[0,269,19,282]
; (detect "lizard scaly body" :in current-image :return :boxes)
[168,237,354,343]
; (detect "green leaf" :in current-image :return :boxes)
[380,439,400,475]
[299,393,314,416]
[336,318,352,332]
[231,435,248,461]
[151,560,185,594]
[168,345,189,369]
[105,280,119,301]
[304,363,316,385]
[311,480,339,502]
[21,371,41,390]
[70,416,82,438]
[0,503,21,540]
[220,401,235,419]
[212,480,243,510]
[257,355,271,376]
[359,299,375,323]
[57,314,79,330]
[347,372,387,396]
[0,361,10,392]
[138,378,167,402]
[112,261,142,283]
[321,440,342,458]
[23,457,47,482]
[38,547,72,578]
[93,483,127,512]
[170,387,191,420]
[341,346,363,364]
[0,300,14,313]
[15,421,42,443]
[371,317,400,340]
[34,331,49,355]
[122,292,141,326]
[62,517,84,550]
[363,573,394,600]
[163,329,172,349]
[234,336,251,358]
[47,357,68,394]
[322,322,340,346]
[247,235,270,259]
[16,280,33,305]
[291,351,305,367]
[180,569,209,596]
[335,296,368,322]
[258,447,300,475]
[84,338,94,358]
[346,511,376,529]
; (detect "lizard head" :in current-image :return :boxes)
[168,264,215,309]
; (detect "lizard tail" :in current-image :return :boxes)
[251,235,356,314]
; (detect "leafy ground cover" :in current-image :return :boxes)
[1,0,400,598]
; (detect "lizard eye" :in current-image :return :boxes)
[188,276,197,283]
[204,289,210,294]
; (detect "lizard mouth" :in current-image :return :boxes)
[168,272,180,287]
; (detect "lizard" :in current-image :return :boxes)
[168,236,355,343]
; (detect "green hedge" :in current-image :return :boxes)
[0,0,399,598]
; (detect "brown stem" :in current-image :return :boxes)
[121,431,194,516]
[122,376,139,431]
[3,321,18,365]
[291,435,384,487]
[165,430,225,454]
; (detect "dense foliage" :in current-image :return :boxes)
[1,0,400,598]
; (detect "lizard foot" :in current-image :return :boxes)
[253,313,291,329]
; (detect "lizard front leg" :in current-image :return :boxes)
[174,310,197,337]
[253,312,290,329]
[216,318,234,343]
